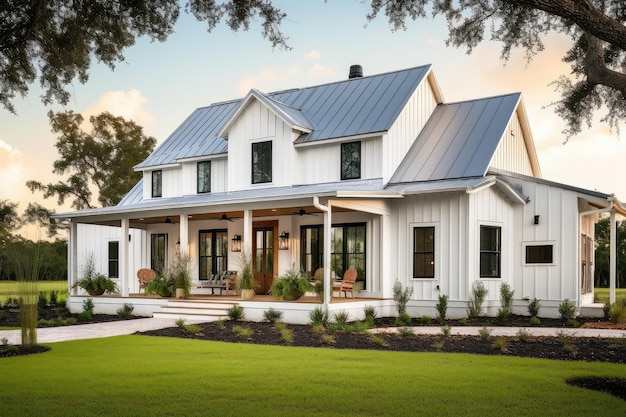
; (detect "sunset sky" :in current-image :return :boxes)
[1,1,624,239]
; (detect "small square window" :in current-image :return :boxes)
[152,170,162,198]
[341,141,361,180]
[197,161,211,193]
[252,141,272,184]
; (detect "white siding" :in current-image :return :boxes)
[180,157,228,195]
[489,113,534,176]
[383,79,438,183]
[142,168,180,199]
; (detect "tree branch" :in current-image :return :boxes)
[583,32,626,97]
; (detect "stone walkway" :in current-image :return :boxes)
[1,318,625,346]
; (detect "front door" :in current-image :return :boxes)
[253,221,278,294]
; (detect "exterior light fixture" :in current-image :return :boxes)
[278,231,290,250]
[533,215,540,225]
[231,234,242,252]
[175,241,181,255]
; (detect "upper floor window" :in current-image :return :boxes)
[152,170,162,198]
[341,141,361,180]
[252,141,272,184]
[413,226,435,278]
[197,161,211,193]
[480,226,501,278]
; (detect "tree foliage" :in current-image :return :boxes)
[595,217,626,288]
[0,199,21,239]
[27,111,157,210]
[0,0,288,113]
[366,0,626,139]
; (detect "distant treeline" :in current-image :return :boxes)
[0,239,67,281]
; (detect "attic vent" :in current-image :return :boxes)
[349,65,363,79]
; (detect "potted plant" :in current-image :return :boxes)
[270,267,312,301]
[73,253,117,296]
[237,252,258,300]
[144,274,174,297]
[171,254,191,298]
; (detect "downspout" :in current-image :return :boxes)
[577,200,614,310]
[313,196,331,310]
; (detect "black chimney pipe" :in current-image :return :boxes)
[349,65,363,79]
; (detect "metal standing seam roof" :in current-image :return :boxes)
[389,93,521,183]
[135,65,432,170]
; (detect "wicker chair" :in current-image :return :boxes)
[137,268,156,292]
[335,268,358,298]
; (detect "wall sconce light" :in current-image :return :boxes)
[231,234,242,252]
[533,215,540,225]
[175,241,181,255]
[278,231,290,250]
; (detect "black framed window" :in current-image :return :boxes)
[480,226,501,278]
[413,227,435,278]
[300,223,366,286]
[108,241,119,278]
[152,170,162,198]
[151,233,167,275]
[341,141,361,180]
[199,230,228,280]
[252,141,272,184]
[525,245,553,264]
[197,161,211,193]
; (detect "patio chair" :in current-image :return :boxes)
[137,268,156,292]
[335,268,358,298]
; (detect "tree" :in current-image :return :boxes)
[0,199,21,239]
[27,111,157,210]
[0,0,288,113]
[366,0,626,138]
[594,217,626,288]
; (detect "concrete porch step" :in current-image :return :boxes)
[152,299,239,322]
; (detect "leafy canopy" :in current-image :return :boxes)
[27,111,157,210]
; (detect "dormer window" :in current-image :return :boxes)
[252,141,272,184]
[341,141,361,180]
[152,170,162,198]
[197,161,211,193]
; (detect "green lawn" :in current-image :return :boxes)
[595,287,626,304]
[0,280,67,304]
[0,336,624,416]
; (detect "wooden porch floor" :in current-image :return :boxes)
[128,293,378,304]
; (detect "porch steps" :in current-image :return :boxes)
[152,299,238,321]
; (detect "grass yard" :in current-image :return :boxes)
[0,336,624,417]
[0,280,67,304]
[595,287,626,304]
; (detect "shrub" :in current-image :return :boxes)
[232,325,253,339]
[77,311,92,322]
[321,334,335,345]
[395,312,411,326]
[420,315,432,325]
[441,326,451,337]
[435,293,448,323]
[175,318,186,329]
[227,305,244,321]
[558,299,576,321]
[279,327,294,344]
[496,283,514,323]
[392,280,413,315]
[478,326,492,341]
[432,341,444,351]
[49,290,59,306]
[185,324,201,334]
[458,318,468,326]
[263,307,283,323]
[609,300,626,324]
[82,298,95,314]
[528,298,541,318]
[493,336,508,352]
[529,316,541,326]
[309,307,329,327]
[363,305,377,321]
[333,310,350,326]
[116,303,134,319]
[466,282,487,318]
[368,334,385,346]
[37,291,48,311]
[516,328,532,343]
[398,327,414,337]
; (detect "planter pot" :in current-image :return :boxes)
[87,289,105,296]
[241,289,255,300]
[175,288,186,299]
[283,290,304,301]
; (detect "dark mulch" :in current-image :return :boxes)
[567,377,626,401]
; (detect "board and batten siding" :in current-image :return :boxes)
[294,137,382,184]
[382,78,438,183]
[142,168,180,200]
[180,157,228,195]
[227,100,298,191]
[489,112,534,176]
[396,192,469,302]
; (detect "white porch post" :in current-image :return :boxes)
[121,218,129,297]
[610,209,617,305]
[179,214,189,256]
[243,209,253,254]
[313,197,332,308]
[69,220,78,295]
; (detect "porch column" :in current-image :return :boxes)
[243,209,253,254]
[179,214,189,256]
[121,218,129,297]
[313,197,332,308]
[69,220,78,295]
[610,209,617,304]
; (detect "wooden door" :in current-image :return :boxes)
[253,221,278,294]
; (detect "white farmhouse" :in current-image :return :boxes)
[54,65,625,322]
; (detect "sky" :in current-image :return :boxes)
[2,1,625,240]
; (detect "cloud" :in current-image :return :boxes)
[0,140,29,201]
[84,89,155,131]
[304,50,321,60]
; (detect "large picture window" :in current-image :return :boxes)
[152,170,162,198]
[300,223,366,286]
[252,141,272,184]
[480,226,501,278]
[413,227,435,278]
[197,161,211,193]
[108,241,119,279]
[151,233,167,275]
[341,141,361,180]
[199,230,228,280]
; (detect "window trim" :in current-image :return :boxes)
[150,233,167,274]
[107,240,120,279]
[479,225,502,278]
[409,222,438,280]
[198,229,228,280]
[522,241,557,266]
[340,141,361,180]
[152,170,162,198]
[197,161,211,194]
[251,140,273,184]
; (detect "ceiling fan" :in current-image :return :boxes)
[219,213,239,222]
[294,208,316,216]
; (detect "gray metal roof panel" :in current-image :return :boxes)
[389,93,521,183]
